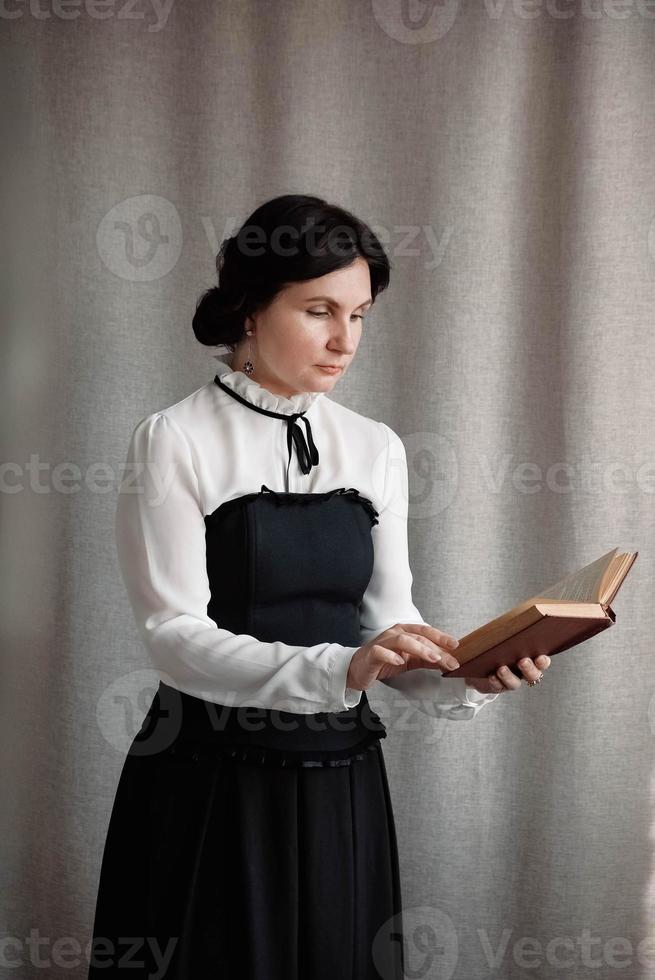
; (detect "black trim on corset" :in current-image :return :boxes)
[258,484,380,527]
[161,730,386,768]
[208,484,380,529]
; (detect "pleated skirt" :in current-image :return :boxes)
[87,696,406,979]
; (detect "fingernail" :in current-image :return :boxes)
[520,659,530,668]
[429,652,441,661]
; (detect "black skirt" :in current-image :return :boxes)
[89,487,406,977]
[87,688,405,980]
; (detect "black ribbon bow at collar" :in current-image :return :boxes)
[285,412,319,476]
[214,375,320,487]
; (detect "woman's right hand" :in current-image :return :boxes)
[346,623,461,692]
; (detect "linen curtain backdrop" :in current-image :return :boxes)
[2,2,653,977]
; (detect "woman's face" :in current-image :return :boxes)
[241,256,373,398]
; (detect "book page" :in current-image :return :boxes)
[529,549,618,603]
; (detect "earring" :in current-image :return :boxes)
[243,328,254,376]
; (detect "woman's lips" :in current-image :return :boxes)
[316,365,343,374]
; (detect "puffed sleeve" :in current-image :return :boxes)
[359,421,501,721]
[115,411,362,714]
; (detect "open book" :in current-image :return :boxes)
[442,547,638,679]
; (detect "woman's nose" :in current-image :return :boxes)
[330,319,358,352]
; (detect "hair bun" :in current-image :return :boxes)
[192,284,244,348]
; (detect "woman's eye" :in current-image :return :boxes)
[308,311,366,321]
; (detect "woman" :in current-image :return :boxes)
[88,194,550,979]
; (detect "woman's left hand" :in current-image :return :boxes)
[464,655,552,694]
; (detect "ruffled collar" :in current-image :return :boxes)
[212,351,323,414]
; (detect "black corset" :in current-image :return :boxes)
[137,486,388,768]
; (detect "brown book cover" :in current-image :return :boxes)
[442,547,638,679]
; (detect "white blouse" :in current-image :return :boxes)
[115,351,501,720]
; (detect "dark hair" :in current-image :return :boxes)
[192,194,391,350]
